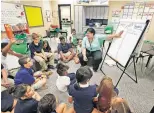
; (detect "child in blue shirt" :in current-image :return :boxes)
[15,56,47,90]
[68,66,98,113]
[8,84,40,113]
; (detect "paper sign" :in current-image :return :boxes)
[133,8,138,13]
[139,8,144,12]
[149,9,154,13]
[137,12,142,16]
[142,16,147,20]
[123,15,127,19]
[128,13,133,16]
[137,16,142,19]
[144,7,150,12]
[129,9,133,13]
[147,15,153,20]
[128,16,132,19]
[132,14,137,19]
[124,5,129,9]
[129,5,134,9]
[124,8,129,13]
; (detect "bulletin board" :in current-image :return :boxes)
[108,1,154,42]
[24,5,44,27]
[122,2,154,20]
[1,2,27,31]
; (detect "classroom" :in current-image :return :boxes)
[1,0,154,113]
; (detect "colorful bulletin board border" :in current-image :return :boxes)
[24,5,44,27]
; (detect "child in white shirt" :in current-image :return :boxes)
[56,63,76,92]
[74,39,82,64]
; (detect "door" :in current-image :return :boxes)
[58,4,71,35]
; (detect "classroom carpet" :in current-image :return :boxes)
[19,38,154,113]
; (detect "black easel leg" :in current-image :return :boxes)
[116,56,138,87]
[115,67,127,87]
[100,42,112,75]
[133,57,138,83]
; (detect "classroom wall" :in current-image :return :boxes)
[1,0,53,36]
[50,1,59,26]
[108,0,154,42]
[50,0,77,28]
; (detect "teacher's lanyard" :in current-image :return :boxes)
[88,39,93,52]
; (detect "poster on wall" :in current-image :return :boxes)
[47,17,51,22]
[46,10,50,17]
[1,2,27,31]
[122,2,154,20]
[111,9,121,31]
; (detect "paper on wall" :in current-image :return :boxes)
[144,7,150,12]
[133,8,138,13]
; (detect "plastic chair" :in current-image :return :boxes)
[11,33,28,54]
[104,25,113,34]
[11,43,28,54]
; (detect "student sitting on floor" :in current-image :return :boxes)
[1,90,17,113]
[68,66,98,113]
[38,93,74,113]
[1,64,14,92]
[73,39,82,64]
[58,36,75,63]
[56,63,76,92]
[29,33,55,71]
[109,97,132,113]
[14,56,47,90]
[8,84,41,113]
[96,76,118,113]
[1,37,23,70]
[69,29,78,47]
[92,97,132,113]
[97,76,119,96]
[42,40,55,68]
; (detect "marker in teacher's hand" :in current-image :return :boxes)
[116,30,124,38]
[119,30,124,36]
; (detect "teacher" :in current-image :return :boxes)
[78,28,123,72]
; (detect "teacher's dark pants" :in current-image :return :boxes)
[78,50,102,71]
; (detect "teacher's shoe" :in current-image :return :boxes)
[93,68,97,72]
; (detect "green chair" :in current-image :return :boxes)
[104,25,113,34]
[11,33,28,54]
[11,43,28,54]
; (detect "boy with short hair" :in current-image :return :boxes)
[29,33,55,71]
[68,66,98,113]
[58,36,75,63]
[14,56,47,90]
[56,63,76,92]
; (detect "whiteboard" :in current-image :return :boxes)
[1,2,27,31]
[108,19,148,67]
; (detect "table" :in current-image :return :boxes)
[50,30,68,38]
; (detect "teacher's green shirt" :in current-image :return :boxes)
[82,34,107,51]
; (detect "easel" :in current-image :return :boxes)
[100,20,150,87]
